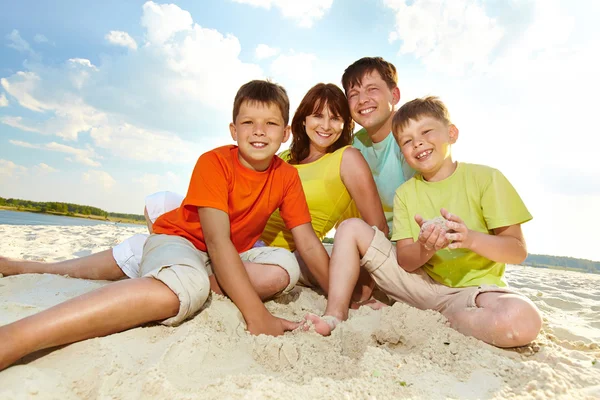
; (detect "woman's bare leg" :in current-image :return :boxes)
[209,263,290,301]
[0,277,179,371]
[144,206,154,234]
[0,250,125,280]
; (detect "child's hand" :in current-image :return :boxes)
[247,313,300,336]
[441,208,473,250]
[415,214,450,251]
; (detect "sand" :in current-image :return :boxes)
[0,223,599,399]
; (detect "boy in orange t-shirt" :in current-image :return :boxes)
[0,80,330,371]
[148,81,331,335]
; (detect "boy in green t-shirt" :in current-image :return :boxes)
[306,96,542,348]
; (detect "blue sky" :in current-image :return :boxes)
[1,0,598,260]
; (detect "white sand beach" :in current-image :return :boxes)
[0,223,599,399]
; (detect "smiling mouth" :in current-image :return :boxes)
[316,131,332,138]
[416,149,432,160]
[359,107,375,115]
[250,142,267,148]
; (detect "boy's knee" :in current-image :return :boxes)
[496,299,542,347]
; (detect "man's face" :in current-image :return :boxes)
[229,101,290,171]
[346,70,400,131]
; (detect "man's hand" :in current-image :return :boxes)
[441,208,473,250]
[414,214,449,251]
[246,313,300,336]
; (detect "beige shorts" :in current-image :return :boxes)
[361,227,519,316]
[140,234,300,326]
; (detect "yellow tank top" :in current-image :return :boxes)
[260,146,352,251]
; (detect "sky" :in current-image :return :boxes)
[0,0,598,261]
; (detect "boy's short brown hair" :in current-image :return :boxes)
[341,57,398,93]
[392,96,452,135]
[232,80,290,124]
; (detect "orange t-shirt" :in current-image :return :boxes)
[153,145,311,253]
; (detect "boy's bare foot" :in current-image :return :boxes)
[0,257,23,277]
[350,298,388,311]
[303,313,341,336]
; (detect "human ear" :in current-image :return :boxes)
[448,124,459,144]
[391,86,401,105]
[282,125,291,143]
[229,122,237,141]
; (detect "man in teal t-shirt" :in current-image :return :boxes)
[341,57,414,234]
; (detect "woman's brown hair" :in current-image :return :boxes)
[288,83,355,164]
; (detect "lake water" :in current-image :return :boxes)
[0,210,140,228]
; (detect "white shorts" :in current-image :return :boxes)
[112,191,184,278]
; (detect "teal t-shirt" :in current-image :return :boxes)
[352,129,414,233]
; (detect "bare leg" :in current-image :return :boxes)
[306,219,375,335]
[209,263,290,301]
[445,292,542,347]
[0,250,125,280]
[0,277,179,371]
[144,206,153,234]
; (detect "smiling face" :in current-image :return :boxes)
[304,102,345,155]
[346,70,400,142]
[395,115,459,181]
[229,100,290,171]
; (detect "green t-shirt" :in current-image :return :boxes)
[391,163,532,288]
[352,129,414,233]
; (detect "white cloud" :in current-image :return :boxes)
[269,51,317,82]
[255,44,279,60]
[140,1,193,44]
[32,163,59,174]
[1,116,44,133]
[0,159,28,178]
[105,31,138,50]
[384,0,504,75]
[33,34,49,44]
[133,171,182,195]
[82,170,116,190]
[5,30,36,55]
[9,139,102,167]
[89,123,205,164]
[0,93,8,107]
[1,72,48,112]
[232,0,333,27]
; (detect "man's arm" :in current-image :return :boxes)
[199,207,294,336]
[340,147,389,237]
[290,222,330,294]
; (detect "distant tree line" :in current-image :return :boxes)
[523,254,600,274]
[0,197,145,222]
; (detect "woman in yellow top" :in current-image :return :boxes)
[0,83,387,301]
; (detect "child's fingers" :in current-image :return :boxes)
[448,242,462,250]
[414,214,425,227]
[443,211,464,224]
[446,232,464,242]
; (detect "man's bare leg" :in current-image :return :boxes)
[305,219,376,335]
[0,277,179,371]
[445,292,542,347]
[0,250,125,280]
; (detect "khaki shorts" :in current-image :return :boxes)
[361,227,519,316]
[140,234,300,326]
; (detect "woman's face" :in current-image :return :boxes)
[304,102,345,152]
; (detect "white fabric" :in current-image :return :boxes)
[145,191,184,223]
